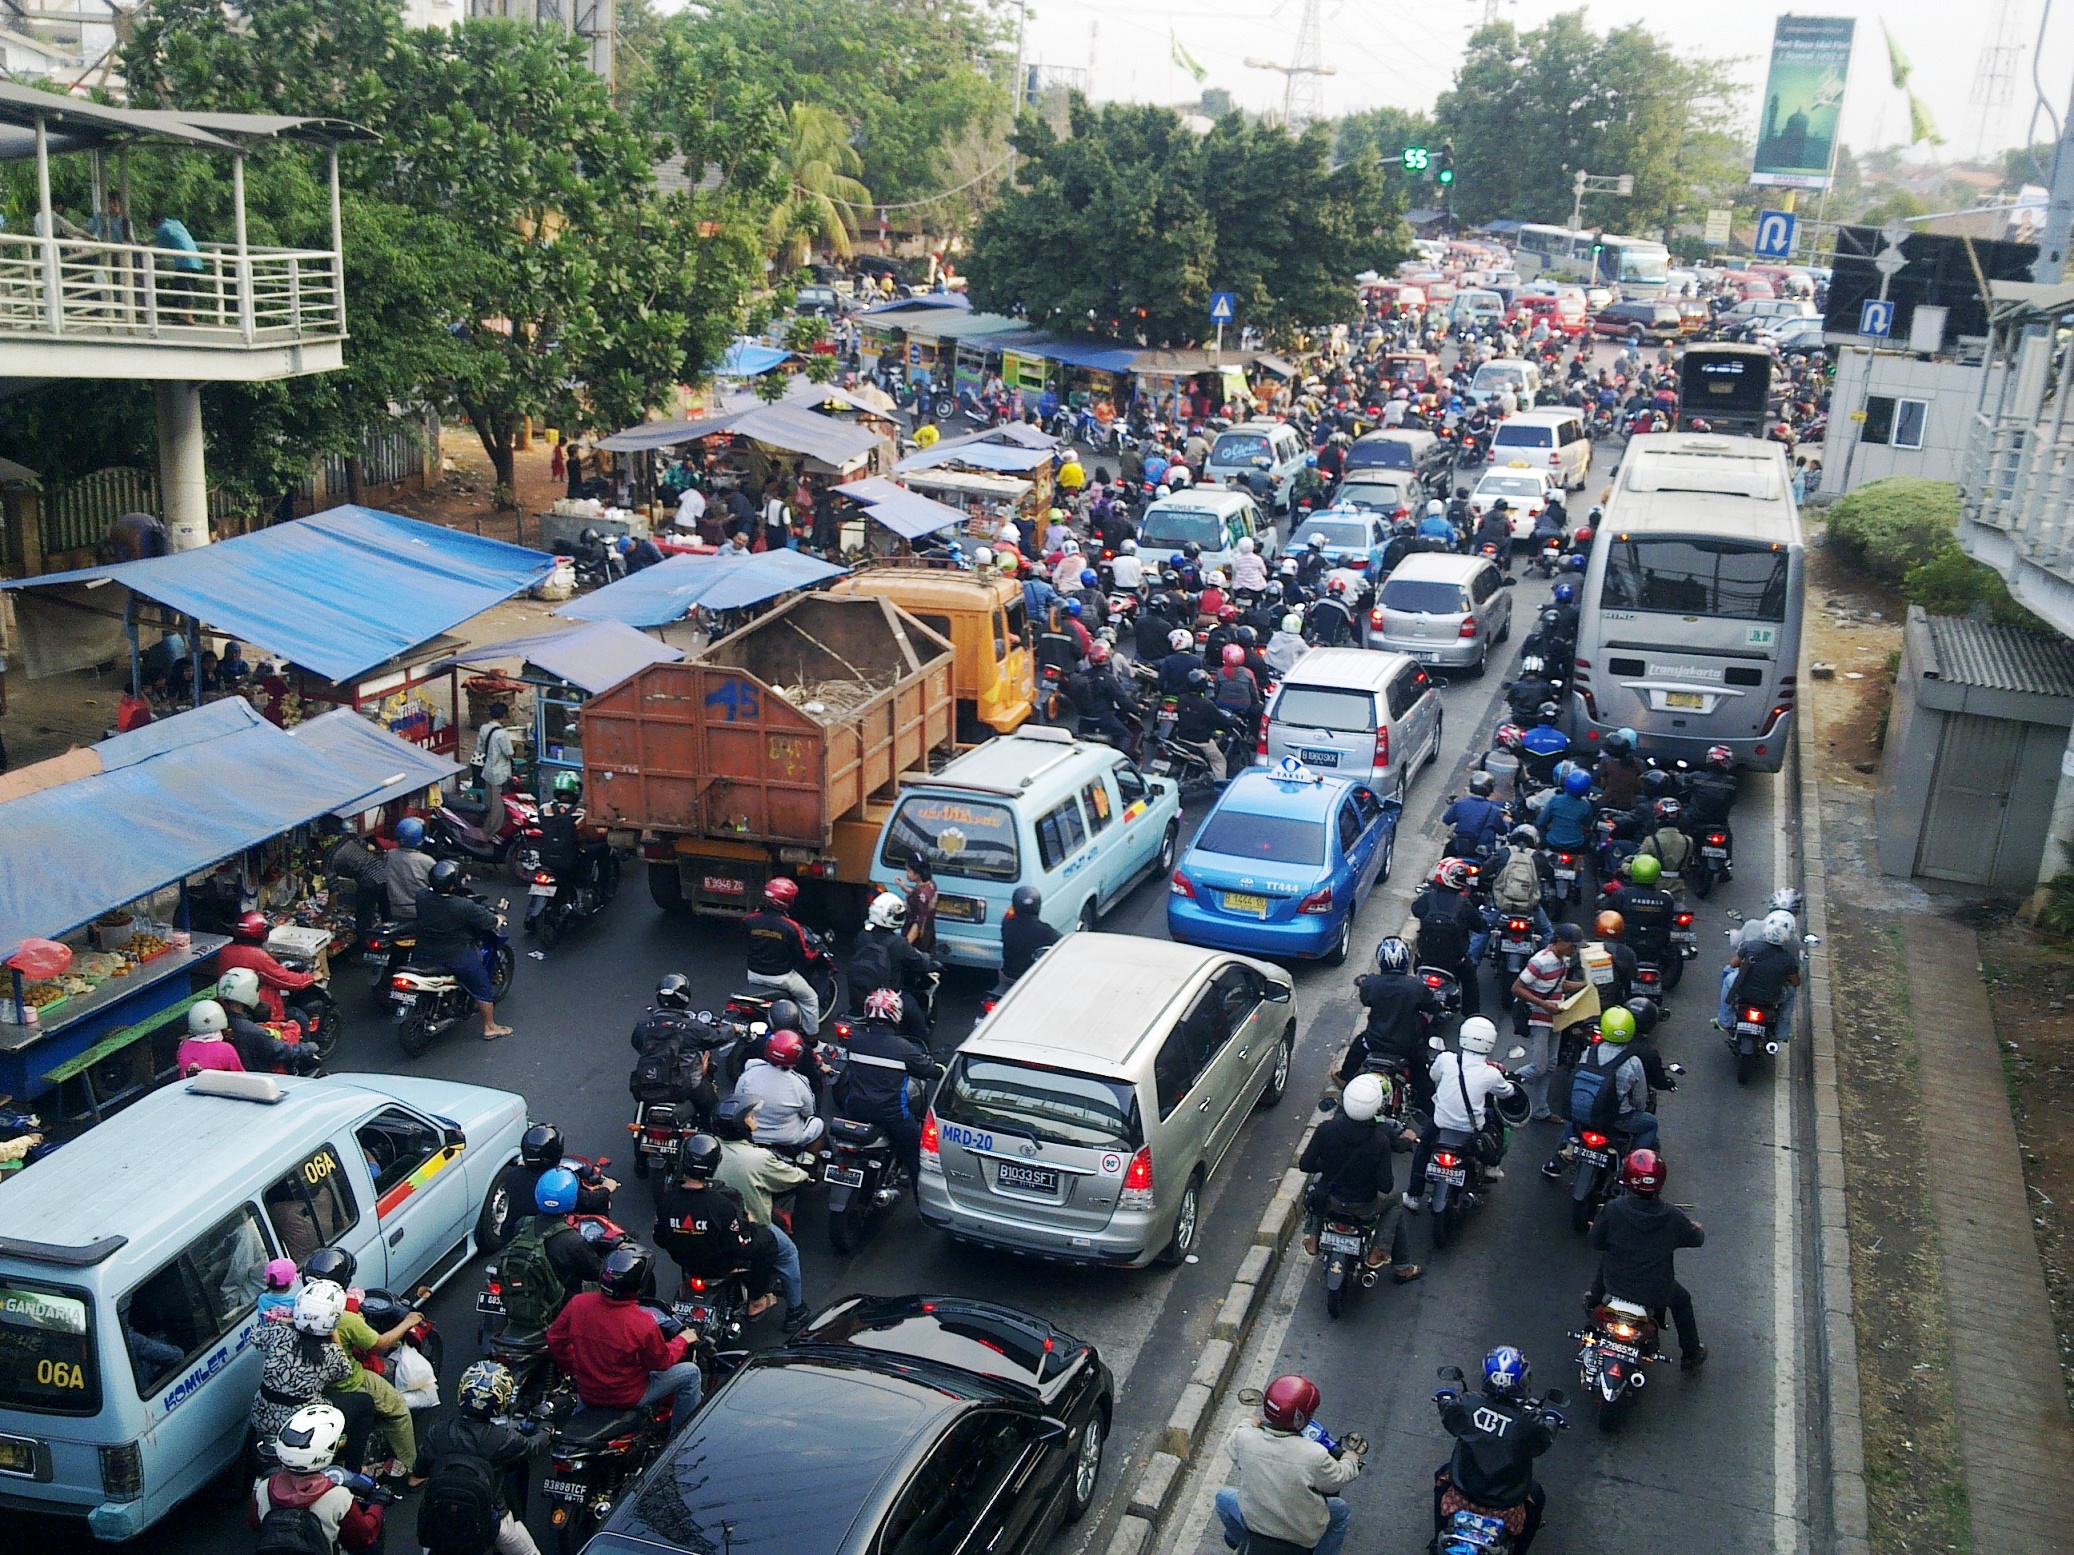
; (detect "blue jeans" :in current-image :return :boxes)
[1618,1110,1660,1151]
[767,1222,803,1309]
[1216,1487,1350,1555]
[642,1360,704,1438]
[1719,966,1797,1037]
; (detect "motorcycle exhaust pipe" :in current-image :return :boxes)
[1630,1369,1646,1389]
[1765,1041,1780,1056]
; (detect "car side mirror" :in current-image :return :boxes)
[1264,981,1293,1004]
[1037,1417,1073,1443]
[443,1124,466,1149]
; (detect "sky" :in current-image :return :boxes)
[1014,0,2074,165]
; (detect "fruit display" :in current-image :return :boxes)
[128,932,170,960]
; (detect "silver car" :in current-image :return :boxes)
[1368,552,1514,675]
[1260,647,1443,802]
[918,933,1295,1268]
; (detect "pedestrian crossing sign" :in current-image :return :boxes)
[1209,292,1236,324]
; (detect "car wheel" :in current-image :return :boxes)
[1156,820,1181,878]
[1065,1409,1107,1522]
[1376,828,1395,883]
[1324,913,1352,966]
[1078,898,1099,934]
[1470,640,1488,678]
[1157,1173,1203,1266]
[1256,1025,1295,1110]
[475,1172,516,1249]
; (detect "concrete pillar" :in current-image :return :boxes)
[2034,720,2074,912]
[155,381,209,551]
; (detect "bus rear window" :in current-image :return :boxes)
[883,795,1020,882]
[1600,536,1790,622]
[0,1281,99,1416]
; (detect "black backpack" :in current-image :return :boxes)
[631,1008,695,1053]
[628,1040,699,1103]
[417,1451,502,1555]
[253,1505,333,1555]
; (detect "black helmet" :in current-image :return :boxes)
[656,973,692,1011]
[429,859,464,893]
[520,1123,566,1168]
[1640,767,1673,795]
[599,1245,652,1300]
[1010,885,1042,916]
[1467,770,1495,796]
[677,1133,723,1178]
[1186,667,1211,689]
[303,1247,356,1286]
[1623,997,1660,1037]
[1235,625,1258,646]
[1181,541,1201,559]
[766,998,804,1033]
[710,1096,757,1141]
[1536,701,1559,722]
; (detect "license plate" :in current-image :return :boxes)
[995,1161,1061,1194]
[1222,891,1269,916]
[1665,691,1705,710]
[393,994,417,1007]
[1446,1511,1507,1548]
[1672,930,1696,945]
[475,1291,505,1315]
[1500,938,1531,955]
[674,1303,713,1326]
[700,875,746,896]
[542,1478,587,1501]
[1702,846,1728,860]
[1427,1163,1467,1186]
[1573,1147,1613,1169]
[0,1435,34,1476]
[826,1165,865,1188]
[1598,1339,1641,1360]
[529,882,557,898]
[1319,1230,1364,1253]
[1151,760,1173,774]
[935,896,983,923]
[1412,650,1440,663]
[1555,868,1576,884]
[1737,1021,1766,1037]
[1298,748,1341,767]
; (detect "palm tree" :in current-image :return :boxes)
[767,102,872,266]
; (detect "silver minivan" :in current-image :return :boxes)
[1259,647,1443,801]
[917,933,1295,1268]
[1369,552,1514,675]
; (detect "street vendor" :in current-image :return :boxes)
[315,815,385,940]
[219,912,316,1021]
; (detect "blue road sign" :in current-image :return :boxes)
[1859,298,1894,338]
[1209,291,1236,324]
[1754,210,1797,259]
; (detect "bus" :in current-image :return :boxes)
[1676,343,1773,436]
[1568,434,1804,773]
[1524,231,1671,298]
[1513,224,1578,280]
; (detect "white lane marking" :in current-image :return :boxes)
[1772,767,1804,1555]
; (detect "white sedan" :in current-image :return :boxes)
[1468,468,1560,540]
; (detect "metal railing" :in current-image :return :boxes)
[0,232,342,347]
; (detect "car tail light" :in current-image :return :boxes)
[1581,1131,1609,1150]
[1169,870,1196,899]
[99,1443,143,1499]
[1574,657,1591,670]
[1121,1145,1156,1209]
[1370,607,1385,629]
[1707,832,1726,847]
[920,1112,942,1173]
[1549,451,1561,467]
[1374,724,1390,766]
[1257,728,1269,758]
[1459,615,1478,639]
[1298,884,1334,915]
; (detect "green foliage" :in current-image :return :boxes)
[766,101,872,263]
[1434,12,1743,232]
[1826,478,1963,587]
[1335,106,1438,177]
[752,369,790,402]
[965,99,1407,346]
[784,315,829,352]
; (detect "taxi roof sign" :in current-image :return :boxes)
[1269,755,1323,784]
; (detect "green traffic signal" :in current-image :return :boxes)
[1436,167,1454,185]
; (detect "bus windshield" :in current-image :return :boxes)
[1618,247,1670,285]
[1600,535,1790,622]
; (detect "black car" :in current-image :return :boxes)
[580,1295,1114,1555]
[1591,300,1685,343]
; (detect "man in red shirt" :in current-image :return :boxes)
[546,1247,703,1436]
[217,911,315,1022]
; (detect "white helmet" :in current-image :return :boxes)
[1236,535,1255,554]
[1281,612,1304,633]
[1341,1072,1385,1123]
[1761,910,1797,946]
[1155,484,1172,498]
[973,546,994,569]
[1170,629,1194,652]
[273,1403,347,1473]
[1426,499,1444,517]
[867,891,907,931]
[1768,887,1804,915]
[216,967,262,1010]
[292,1279,348,1337]
[1208,569,1228,587]
[1061,537,1080,554]
[1120,539,1137,554]
[1458,1016,1499,1054]
[187,999,229,1037]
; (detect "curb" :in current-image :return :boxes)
[1796,645,1874,1555]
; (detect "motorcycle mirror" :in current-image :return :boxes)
[1542,1386,1570,1409]
[698,1010,714,1022]
[1804,933,1821,946]
[1437,1364,1465,1384]
[1236,1387,1264,1408]
[1507,1046,1527,1060]
[497,898,510,912]
[1429,1035,1447,1051]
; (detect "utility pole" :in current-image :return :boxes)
[1568,169,1634,234]
[1244,0,1336,130]
[2034,70,2074,284]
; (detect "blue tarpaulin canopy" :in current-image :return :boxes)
[286,709,464,818]
[896,441,1053,475]
[833,477,966,539]
[556,550,846,627]
[0,506,556,685]
[433,620,684,694]
[1021,336,1142,374]
[717,339,793,377]
[0,700,381,957]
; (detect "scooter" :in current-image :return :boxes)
[1429,1367,1569,1554]
[1424,1039,1530,1250]
[523,848,621,947]
[1690,824,1732,898]
[426,790,541,882]
[1573,1295,1666,1431]
[389,897,515,1057]
[823,1116,906,1254]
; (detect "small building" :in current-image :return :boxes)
[1876,606,2074,891]
[1818,347,2001,497]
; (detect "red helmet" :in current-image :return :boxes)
[763,878,800,910]
[232,911,270,943]
[1327,577,1347,596]
[1218,605,1240,623]
[764,1030,806,1070]
[1088,642,1111,664]
[1622,1148,1665,1196]
[1493,723,1524,751]
[1431,857,1471,891]
[1262,1374,1321,1432]
[1705,745,1733,770]
[1221,644,1246,667]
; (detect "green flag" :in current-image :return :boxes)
[1171,30,1208,85]
[1908,93,1944,146]
[1883,22,1911,90]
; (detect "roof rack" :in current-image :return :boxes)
[0,1234,128,1267]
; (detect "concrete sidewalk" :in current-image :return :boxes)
[1899,916,2074,1552]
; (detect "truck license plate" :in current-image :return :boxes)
[701,875,746,896]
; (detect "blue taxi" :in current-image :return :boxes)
[1166,757,1400,964]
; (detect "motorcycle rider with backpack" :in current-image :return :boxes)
[1412,859,1484,1017]
[1341,936,1441,1108]
[413,1362,540,1555]
[654,1132,791,1323]
[1636,797,1694,900]
[1601,854,1681,990]
[495,1123,613,1249]
[1431,1348,1561,1552]
[1440,772,1510,860]
[1485,825,1555,943]
[1542,1005,1659,1180]
[249,1403,386,1555]
[496,1170,611,1336]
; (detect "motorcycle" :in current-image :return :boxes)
[1573,1296,1666,1431]
[355,1285,444,1388]
[426,790,541,882]
[1564,1069,1681,1232]
[1430,1366,1569,1554]
[726,931,840,1052]
[823,1115,906,1254]
[1549,848,1584,905]
[1145,731,1219,799]
[670,1274,754,1392]
[1690,824,1732,898]
[524,848,622,947]
[1526,535,1564,579]
[271,947,344,1065]
[1307,1099,1387,1321]
[389,896,515,1056]
[1424,1040,1529,1250]
[542,1386,675,1554]
[1489,915,1538,980]
[1729,1000,1783,1084]
[1669,909,1697,961]
[628,1100,705,1181]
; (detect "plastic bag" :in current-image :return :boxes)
[6,939,73,980]
[389,1342,440,1411]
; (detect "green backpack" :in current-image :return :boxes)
[498,1218,567,1333]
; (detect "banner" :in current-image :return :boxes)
[1750,16,1855,189]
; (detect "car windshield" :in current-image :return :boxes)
[1471,365,1525,390]
[1294,519,1371,552]
[1344,439,1412,471]
[1600,535,1791,622]
[1382,578,1470,614]
[1620,249,1670,284]
[0,1280,99,1416]
[1140,508,1225,549]
[1479,475,1544,497]
[1493,425,1553,448]
[1339,482,1411,513]
[1209,433,1272,466]
[938,1056,1141,1150]
[882,795,1020,882]
[1193,809,1326,866]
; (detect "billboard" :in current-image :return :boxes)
[1751,17,1855,189]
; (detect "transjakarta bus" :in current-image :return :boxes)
[1568,434,1803,773]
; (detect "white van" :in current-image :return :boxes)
[1488,407,1591,491]
[1467,358,1542,408]
[1135,488,1275,576]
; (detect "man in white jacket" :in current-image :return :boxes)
[728,1031,825,1147]
[1217,1375,1361,1555]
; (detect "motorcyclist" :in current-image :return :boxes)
[1264,610,1309,677]
[412,1362,540,1555]
[1543,1005,1659,1184]
[1411,858,1483,1017]
[1231,533,1270,592]
[835,988,940,1192]
[1685,744,1739,828]
[1213,643,1263,732]
[1406,1017,1519,1204]
[1000,886,1061,984]
[1171,670,1238,782]
[729,1030,825,1147]
[1485,825,1554,942]
[1636,797,1694,900]
[1602,854,1680,989]
[1586,1149,1707,1371]
[1586,911,1639,1007]
[1473,503,1513,568]
[1442,771,1511,859]
[315,814,386,942]
[1726,909,1803,1026]
[218,911,317,1022]
[743,877,824,1034]
[214,969,321,1074]
[249,1403,385,1554]
[497,1122,613,1246]
[1509,921,1585,1122]
[1158,627,1204,693]
[1546,580,1581,641]
[1431,1347,1560,1551]
[413,860,512,1042]
[1592,732,1645,811]
[535,769,608,901]
[1342,937,1441,1104]
[1533,768,1596,856]
[1516,705,1571,793]
[1416,499,1457,551]
[1110,537,1147,594]
[381,815,437,922]
[654,1133,799,1328]
[1073,642,1137,747]
[499,1169,613,1332]
[1216,1375,1361,1555]
[1504,655,1560,726]
[546,1246,703,1439]
[176,1000,246,1078]
[1300,1073,1423,1284]
[849,890,939,1031]
[1296,533,1333,590]
[1306,579,1357,647]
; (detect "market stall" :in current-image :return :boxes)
[556,549,848,645]
[829,476,968,557]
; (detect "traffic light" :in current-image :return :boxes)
[1435,141,1455,186]
[1403,145,1430,174]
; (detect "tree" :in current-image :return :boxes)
[766,101,872,264]
[1335,106,1438,176]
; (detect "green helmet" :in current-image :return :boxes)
[1599,1006,1637,1045]
[552,770,581,799]
[1627,853,1662,886]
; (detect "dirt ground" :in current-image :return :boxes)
[376,424,572,548]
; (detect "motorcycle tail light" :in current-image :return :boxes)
[1581,1131,1609,1149]
[390,976,411,991]
[1745,1008,1764,1023]
[1707,833,1726,846]
[1297,884,1334,915]
[1506,917,1530,933]
[1640,968,1660,984]
[1424,973,1444,988]
[687,1277,706,1292]
[833,1020,852,1040]
[533,873,553,885]
[1169,870,1196,899]
[1674,912,1693,928]
[1434,1151,1460,1169]
[1121,1145,1156,1209]
[1559,853,1575,866]
[1610,1321,1638,1339]
[486,1279,501,1296]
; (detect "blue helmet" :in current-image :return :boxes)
[1375,936,1412,974]
[1551,760,1576,787]
[1066,599,1083,617]
[534,1167,580,1215]
[1562,768,1592,797]
[1567,554,1587,572]
[1483,1345,1531,1399]
[1616,726,1637,748]
[394,816,425,848]
[1081,569,1099,587]
[1553,582,1577,603]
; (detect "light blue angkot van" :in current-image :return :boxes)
[871,726,1183,968]
[0,1071,526,1540]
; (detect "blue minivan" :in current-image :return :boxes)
[872,726,1183,967]
[0,1071,526,1540]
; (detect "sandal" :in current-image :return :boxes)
[480,1025,513,1042]
[1392,1265,1425,1284]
